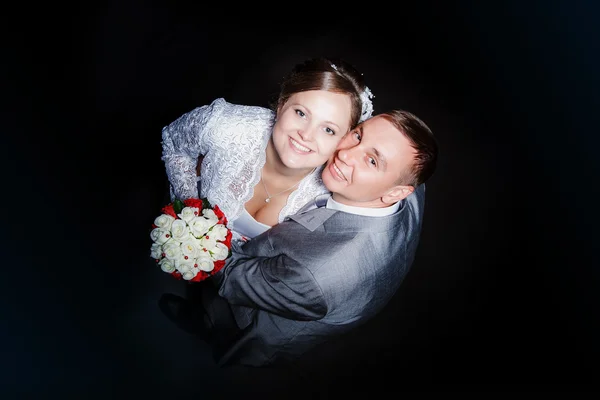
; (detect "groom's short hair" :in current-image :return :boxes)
[379,110,438,187]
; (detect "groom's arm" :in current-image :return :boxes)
[217,244,328,321]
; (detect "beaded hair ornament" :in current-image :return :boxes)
[331,63,375,123]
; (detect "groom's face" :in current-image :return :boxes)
[321,115,416,208]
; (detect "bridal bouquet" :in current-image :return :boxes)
[150,198,232,282]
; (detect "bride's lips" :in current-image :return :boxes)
[328,160,347,182]
[289,137,312,154]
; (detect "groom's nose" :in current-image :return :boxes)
[337,145,357,164]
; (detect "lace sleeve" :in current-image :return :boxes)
[161,100,223,200]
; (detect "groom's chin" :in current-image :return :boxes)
[321,170,339,193]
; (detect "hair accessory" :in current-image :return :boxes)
[359,86,375,122]
[330,62,374,122]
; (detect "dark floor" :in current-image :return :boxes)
[3,1,599,397]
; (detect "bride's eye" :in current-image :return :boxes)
[295,109,306,118]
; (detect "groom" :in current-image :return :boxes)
[160,109,438,367]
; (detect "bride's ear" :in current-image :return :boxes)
[382,185,414,205]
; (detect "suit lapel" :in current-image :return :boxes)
[288,185,425,234]
[295,193,331,214]
[288,208,338,232]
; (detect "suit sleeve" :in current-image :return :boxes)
[160,100,220,201]
[217,249,328,321]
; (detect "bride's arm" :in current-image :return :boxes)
[161,102,218,200]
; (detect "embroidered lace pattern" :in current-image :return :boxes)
[161,98,329,240]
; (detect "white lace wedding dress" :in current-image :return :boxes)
[161,98,328,243]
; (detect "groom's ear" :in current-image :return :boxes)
[382,185,414,205]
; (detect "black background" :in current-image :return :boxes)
[3,0,599,397]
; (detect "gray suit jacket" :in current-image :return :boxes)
[209,184,426,367]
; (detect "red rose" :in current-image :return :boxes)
[222,230,233,248]
[161,204,177,219]
[213,204,228,225]
[184,198,204,209]
[213,260,225,272]
[190,270,209,282]
[171,270,183,280]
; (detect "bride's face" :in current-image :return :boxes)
[271,90,352,171]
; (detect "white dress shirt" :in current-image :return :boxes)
[326,196,400,217]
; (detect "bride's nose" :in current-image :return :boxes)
[298,126,316,142]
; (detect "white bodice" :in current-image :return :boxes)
[229,209,271,241]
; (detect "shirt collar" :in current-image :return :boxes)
[326,196,400,217]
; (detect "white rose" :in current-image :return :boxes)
[209,224,228,241]
[195,254,215,272]
[170,219,191,242]
[189,216,211,238]
[210,242,229,261]
[200,235,217,252]
[159,258,176,273]
[154,213,175,231]
[175,257,195,273]
[162,241,182,261]
[202,209,219,226]
[178,206,200,223]
[181,269,197,281]
[150,228,171,245]
[180,238,201,260]
[150,243,163,259]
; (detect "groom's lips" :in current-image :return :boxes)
[329,160,347,182]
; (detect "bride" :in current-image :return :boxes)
[161,57,374,244]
